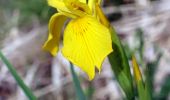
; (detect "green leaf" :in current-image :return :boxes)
[144,66,152,100]
[70,63,86,100]
[0,51,37,100]
[108,27,134,100]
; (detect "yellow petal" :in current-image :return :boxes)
[79,0,87,4]
[48,0,68,12]
[98,0,102,4]
[47,0,77,18]
[132,56,142,82]
[64,0,92,16]
[43,13,67,56]
[88,0,96,11]
[95,3,110,27]
[62,16,113,80]
[88,0,102,11]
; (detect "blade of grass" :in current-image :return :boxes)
[70,62,86,100]
[0,51,37,100]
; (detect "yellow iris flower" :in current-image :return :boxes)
[43,0,113,80]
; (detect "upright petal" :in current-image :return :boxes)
[88,0,96,11]
[62,16,113,80]
[79,0,87,4]
[48,0,77,18]
[43,13,68,56]
[48,0,69,12]
[95,3,110,27]
[88,0,102,11]
[64,0,92,16]
[98,0,102,4]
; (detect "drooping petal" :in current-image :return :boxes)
[62,16,113,80]
[43,13,68,56]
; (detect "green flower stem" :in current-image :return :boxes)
[95,4,134,99]
[0,51,37,100]
[108,27,134,100]
[70,62,86,100]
